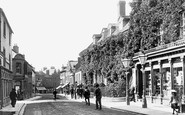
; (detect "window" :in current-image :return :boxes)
[3,48,5,66]
[16,62,22,74]
[9,32,12,46]
[9,54,11,70]
[3,21,6,38]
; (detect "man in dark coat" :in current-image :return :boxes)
[70,87,74,99]
[94,83,102,110]
[84,86,90,105]
[53,89,57,100]
[9,88,17,107]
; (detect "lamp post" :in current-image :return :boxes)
[139,51,147,108]
[121,57,132,105]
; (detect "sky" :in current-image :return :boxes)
[0,0,132,71]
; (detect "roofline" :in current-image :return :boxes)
[0,8,14,33]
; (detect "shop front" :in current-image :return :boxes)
[0,66,13,109]
[133,39,185,112]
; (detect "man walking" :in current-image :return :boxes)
[94,83,102,110]
[9,88,17,107]
[84,86,90,105]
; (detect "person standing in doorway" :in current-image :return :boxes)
[94,83,102,110]
[84,86,90,105]
[9,88,17,107]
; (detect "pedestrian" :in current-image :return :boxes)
[94,83,102,110]
[169,90,180,114]
[77,87,80,99]
[84,86,90,105]
[70,87,74,99]
[130,86,135,102]
[9,88,17,107]
[53,89,57,100]
[79,87,84,99]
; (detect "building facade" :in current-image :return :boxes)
[66,60,78,86]
[12,54,34,100]
[0,8,14,109]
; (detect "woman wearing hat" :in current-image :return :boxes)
[169,90,180,114]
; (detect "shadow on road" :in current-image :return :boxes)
[0,111,15,115]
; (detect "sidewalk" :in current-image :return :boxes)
[0,96,41,115]
[60,94,185,115]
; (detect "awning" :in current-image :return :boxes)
[56,85,62,89]
[62,83,69,88]
[36,87,47,90]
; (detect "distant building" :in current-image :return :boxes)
[0,8,14,109]
[66,60,78,86]
[42,66,56,75]
[75,57,83,86]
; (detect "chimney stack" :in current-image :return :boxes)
[118,0,126,18]
[13,44,19,54]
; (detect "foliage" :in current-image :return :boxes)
[102,79,126,97]
[79,0,185,93]
[129,0,184,51]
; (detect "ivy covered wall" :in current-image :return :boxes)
[79,0,185,86]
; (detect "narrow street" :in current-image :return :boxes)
[23,94,146,115]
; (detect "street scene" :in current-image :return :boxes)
[22,94,146,115]
[1,0,185,115]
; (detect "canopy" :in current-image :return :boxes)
[56,85,62,89]
[36,87,46,90]
[62,83,69,88]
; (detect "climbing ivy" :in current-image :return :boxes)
[79,0,185,86]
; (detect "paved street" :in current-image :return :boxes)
[23,94,145,115]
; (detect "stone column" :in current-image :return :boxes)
[158,60,163,104]
[149,61,154,103]
[169,58,174,89]
[136,64,139,101]
[181,56,185,104]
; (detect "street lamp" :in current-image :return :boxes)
[139,51,148,108]
[121,57,132,105]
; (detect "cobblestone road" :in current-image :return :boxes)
[23,94,146,115]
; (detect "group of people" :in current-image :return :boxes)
[69,83,102,110]
[70,86,84,99]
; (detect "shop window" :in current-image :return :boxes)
[16,62,22,74]
[162,68,171,98]
[153,70,160,96]
[146,71,151,96]
[174,67,183,100]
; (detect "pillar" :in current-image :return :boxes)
[136,64,139,100]
[181,56,185,104]
[158,60,163,104]
[149,61,154,103]
[142,64,147,108]
[169,58,174,89]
